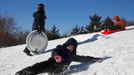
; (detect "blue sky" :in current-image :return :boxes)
[0,0,134,34]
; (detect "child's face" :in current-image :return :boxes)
[67,45,74,52]
[37,6,44,11]
[114,20,117,23]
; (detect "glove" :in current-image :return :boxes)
[37,29,41,34]
[54,55,62,63]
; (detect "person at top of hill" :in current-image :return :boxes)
[23,3,47,56]
[15,38,103,75]
[32,3,47,33]
[113,16,125,30]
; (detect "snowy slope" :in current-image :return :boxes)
[0,26,134,75]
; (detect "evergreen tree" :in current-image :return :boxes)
[87,14,102,32]
[71,25,80,35]
[85,24,92,33]
[103,17,114,31]
[46,25,60,40]
[61,33,69,38]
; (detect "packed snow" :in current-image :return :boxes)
[0,26,134,75]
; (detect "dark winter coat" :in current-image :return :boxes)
[51,38,97,66]
[52,38,77,61]
[32,11,46,32]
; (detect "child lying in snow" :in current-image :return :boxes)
[15,38,103,75]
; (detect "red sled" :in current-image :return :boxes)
[101,29,124,35]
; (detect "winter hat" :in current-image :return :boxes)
[38,3,44,8]
[114,16,120,21]
[63,38,78,54]
[65,38,78,48]
[37,3,44,11]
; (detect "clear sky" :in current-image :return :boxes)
[0,0,134,34]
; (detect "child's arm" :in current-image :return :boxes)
[71,55,102,62]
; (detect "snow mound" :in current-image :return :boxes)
[0,26,134,75]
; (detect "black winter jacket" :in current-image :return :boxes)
[51,38,98,66]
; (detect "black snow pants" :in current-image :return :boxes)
[15,58,68,75]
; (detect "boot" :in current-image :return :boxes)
[23,47,33,56]
[15,67,36,75]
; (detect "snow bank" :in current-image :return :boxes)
[0,26,134,75]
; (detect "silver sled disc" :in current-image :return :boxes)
[26,30,48,53]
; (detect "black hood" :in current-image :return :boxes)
[63,38,78,54]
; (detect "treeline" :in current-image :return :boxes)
[0,15,63,47]
[70,14,132,35]
[0,15,29,47]
[0,14,134,47]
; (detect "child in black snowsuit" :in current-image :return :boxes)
[32,3,47,33]
[15,38,101,75]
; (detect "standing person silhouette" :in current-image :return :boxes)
[23,3,47,56]
[32,3,47,33]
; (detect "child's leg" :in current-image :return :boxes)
[15,59,55,75]
[40,24,45,33]
[31,59,55,74]
[32,21,39,31]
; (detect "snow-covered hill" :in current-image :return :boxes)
[0,26,134,75]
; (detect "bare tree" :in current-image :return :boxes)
[0,15,29,47]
